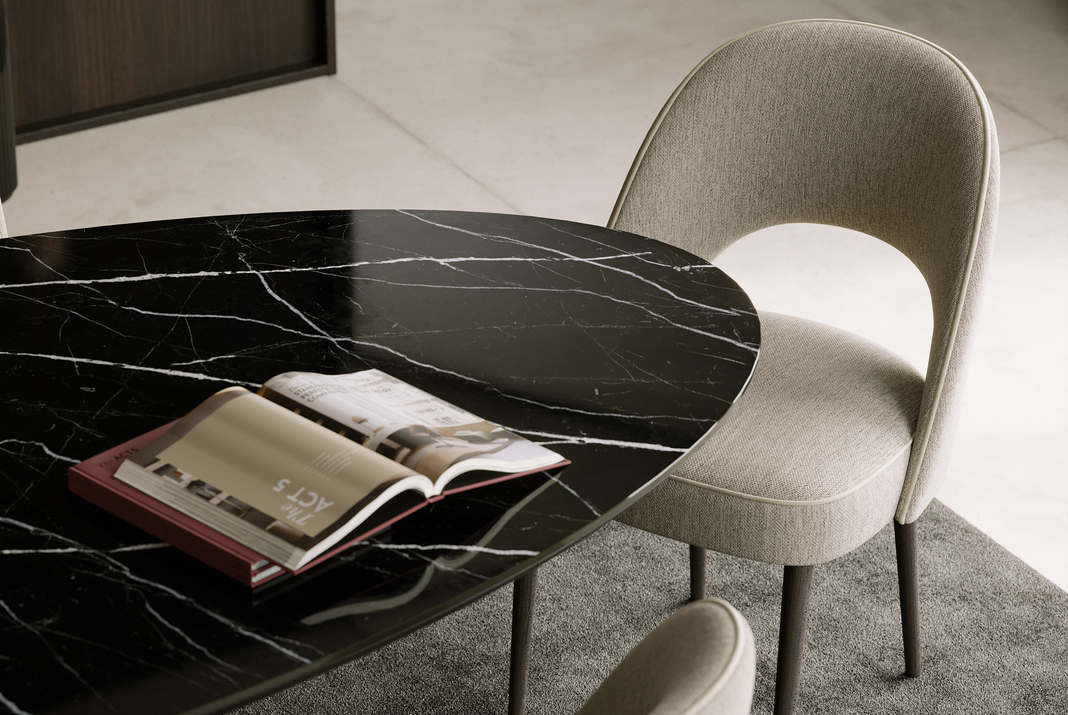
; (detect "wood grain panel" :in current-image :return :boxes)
[8,0,334,142]
[0,0,16,200]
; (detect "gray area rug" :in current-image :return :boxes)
[231,500,1068,714]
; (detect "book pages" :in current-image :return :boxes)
[158,391,418,538]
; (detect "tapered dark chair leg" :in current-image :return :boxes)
[509,567,538,715]
[774,564,814,715]
[894,519,922,677]
[689,545,707,601]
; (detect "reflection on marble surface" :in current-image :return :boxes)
[0,210,757,715]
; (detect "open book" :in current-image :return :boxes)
[104,369,567,576]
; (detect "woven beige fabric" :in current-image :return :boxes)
[577,599,755,715]
[618,311,922,564]
[0,200,7,239]
[610,20,998,551]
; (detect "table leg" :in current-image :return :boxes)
[509,567,538,715]
[689,545,707,601]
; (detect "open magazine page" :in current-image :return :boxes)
[155,388,426,539]
[115,387,442,570]
[261,370,565,486]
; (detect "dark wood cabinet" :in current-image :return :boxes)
[1,0,15,200]
[7,0,335,143]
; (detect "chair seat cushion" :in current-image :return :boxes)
[576,598,756,715]
[618,311,924,564]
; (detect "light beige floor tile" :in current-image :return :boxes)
[826,0,1068,138]
[937,138,1068,590]
[713,225,933,372]
[3,76,514,236]
[988,96,1056,153]
[333,0,849,226]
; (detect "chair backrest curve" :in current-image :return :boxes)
[679,600,754,715]
[609,19,999,523]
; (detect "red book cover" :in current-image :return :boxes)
[68,427,437,587]
[68,424,289,587]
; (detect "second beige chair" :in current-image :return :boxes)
[610,19,999,715]
[578,599,755,715]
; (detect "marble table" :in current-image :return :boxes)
[0,210,759,715]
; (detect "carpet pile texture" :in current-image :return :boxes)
[231,500,1067,714]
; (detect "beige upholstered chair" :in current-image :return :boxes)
[610,20,998,715]
[578,599,756,715]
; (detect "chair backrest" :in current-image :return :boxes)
[576,598,755,715]
[609,19,999,523]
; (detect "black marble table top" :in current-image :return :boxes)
[0,210,759,715]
